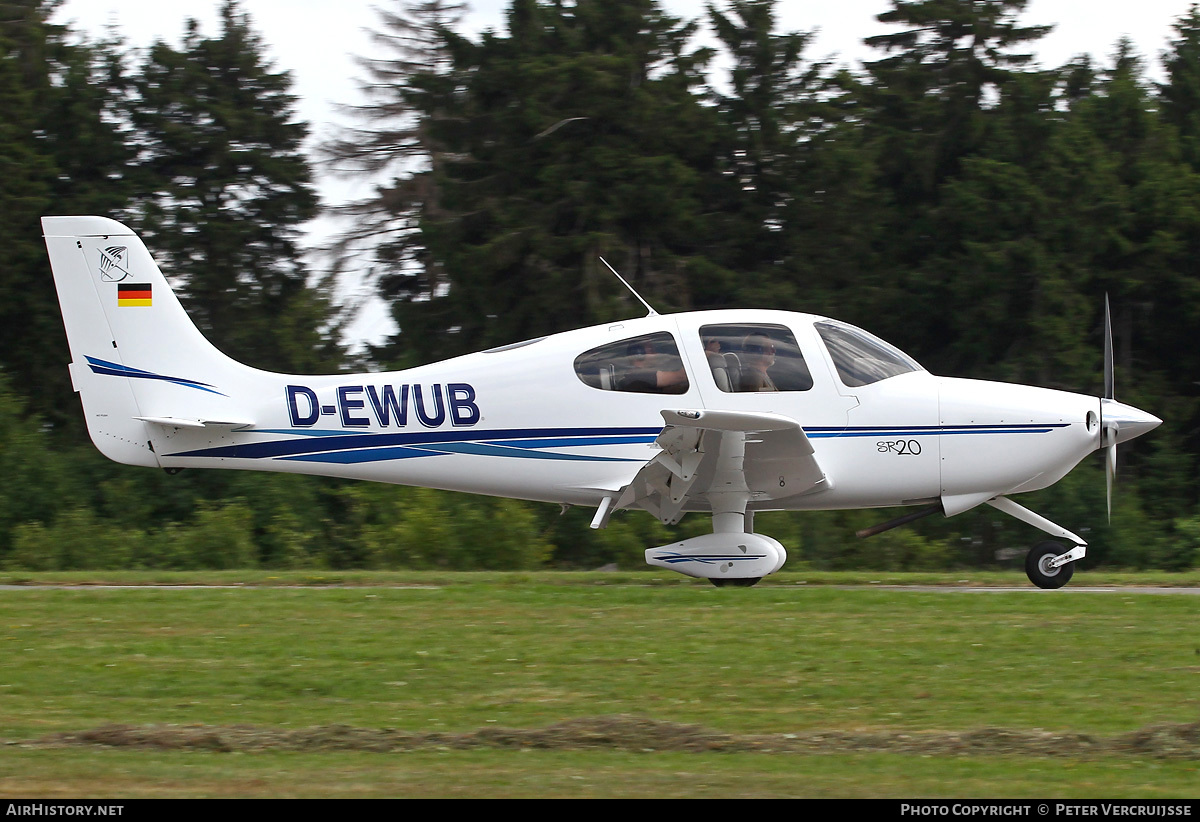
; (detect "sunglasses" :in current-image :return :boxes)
[744,342,775,355]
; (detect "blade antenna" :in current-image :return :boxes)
[599,256,658,317]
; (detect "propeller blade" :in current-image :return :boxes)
[1104,294,1114,400]
[1106,443,1117,523]
[1103,295,1116,524]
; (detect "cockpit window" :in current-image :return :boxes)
[574,331,689,394]
[699,324,812,392]
[815,321,921,387]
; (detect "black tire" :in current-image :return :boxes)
[1025,541,1075,589]
[710,577,761,588]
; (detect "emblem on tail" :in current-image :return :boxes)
[98,246,130,281]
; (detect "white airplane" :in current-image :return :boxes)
[43,216,1161,588]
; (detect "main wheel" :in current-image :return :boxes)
[1025,541,1075,589]
[710,577,761,588]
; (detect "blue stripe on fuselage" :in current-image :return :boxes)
[805,424,1069,438]
[163,423,1071,463]
[166,426,663,460]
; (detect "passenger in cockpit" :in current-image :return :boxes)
[622,340,688,393]
[703,336,732,392]
[738,333,778,392]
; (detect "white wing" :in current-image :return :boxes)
[599,408,828,527]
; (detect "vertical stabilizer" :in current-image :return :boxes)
[42,216,257,466]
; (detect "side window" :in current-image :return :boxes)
[699,324,812,392]
[815,321,921,387]
[574,332,689,395]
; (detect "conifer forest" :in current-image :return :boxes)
[3,0,1200,572]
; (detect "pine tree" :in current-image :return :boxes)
[703,1,887,325]
[0,0,134,429]
[854,0,1054,367]
[706,0,813,273]
[375,0,719,363]
[862,0,1051,207]
[1159,4,1200,162]
[929,67,1092,386]
[320,0,467,364]
[129,0,338,373]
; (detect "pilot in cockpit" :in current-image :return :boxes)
[738,332,778,392]
[621,340,688,393]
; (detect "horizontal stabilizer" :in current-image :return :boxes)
[134,416,254,429]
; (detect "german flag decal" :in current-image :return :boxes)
[117,283,152,307]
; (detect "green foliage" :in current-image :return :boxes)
[347,485,553,570]
[353,0,723,362]
[128,0,339,373]
[824,525,958,572]
[165,501,258,570]
[0,1,133,432]
[1168,514,1200,570]
[4,0,1200,573]
[5,508,140,571]
[0,374,67,553]
[3,499,257,572]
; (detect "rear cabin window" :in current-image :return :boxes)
[699,323,812,392]
[815,321,921,387]
[574,332,689,394]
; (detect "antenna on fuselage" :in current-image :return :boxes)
[599,256,658,317]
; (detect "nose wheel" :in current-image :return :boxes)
[1025,541,1076,589]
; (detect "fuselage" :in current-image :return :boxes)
[44,215,1164,586]
[152,308,1118,516]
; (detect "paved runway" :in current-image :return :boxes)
[1,584,1197,593]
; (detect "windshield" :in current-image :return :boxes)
[815,321,922,387]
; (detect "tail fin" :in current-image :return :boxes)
[43,216,258,466]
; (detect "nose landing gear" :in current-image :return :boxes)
[1025,540,1079,589]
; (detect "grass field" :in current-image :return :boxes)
[1,571,1197,798]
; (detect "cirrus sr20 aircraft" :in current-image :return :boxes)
[43,216,1161,588]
